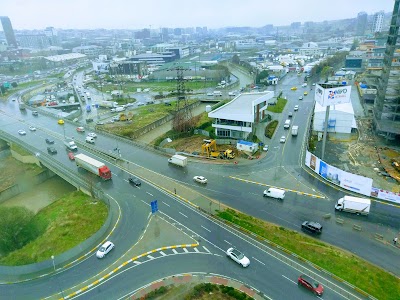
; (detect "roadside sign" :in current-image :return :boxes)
[151,200,158,213]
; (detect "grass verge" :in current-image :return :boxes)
[267,97,287,113]
[217,209,399,300]
[0,191,108,265]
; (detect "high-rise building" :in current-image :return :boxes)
[356,12,368,35]
[372,10,385,33]
[373,1,400,141]
[0,16,17,48]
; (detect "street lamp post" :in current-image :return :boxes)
[51,255,65,299]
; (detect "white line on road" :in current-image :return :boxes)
[162,201,170,207]
[224,240,231,245]
[146,192,153,196]
[202,246,211,253]
[160,251,166,256]
[172,249,178,254]
[282,275,296,284]
[252,257,265,265]
[147,255,154,259]
[147,212,151,220]
[183,248,189,253]
[178,212,188,218]
[201,225,211,232]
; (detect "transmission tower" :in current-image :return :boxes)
[172,66,192,132]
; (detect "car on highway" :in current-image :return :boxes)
[137,102,145,106]
[45,138,54,144]
[263,145,269,152]
[312,83,316,86]
[226,248,250,267]
[128,176,141,186]
[76,127,85,132]
[298,96,303,100]
[301,221,322,234]
[206,92,213,96]
[298,274,324,296]
[18,130,26,135]
[85,136,95,144]
[29,126,36,131]
[288,112,293,118]
[58,119,64,125]
[193,176,207,184]
[280,136,286,143]
[32,111,38,116]
[96,122,105,126]
[96,241,114,258]
[87,132,97,138]
[304,91,308,96]
[291,86,297,91]
[47,147,57,154]
[67,152,75,160]
[294,105,299,111]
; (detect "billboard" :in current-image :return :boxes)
[315,84,351,106]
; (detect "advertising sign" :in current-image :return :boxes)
[315,84,351,106]
[370,187,400,204]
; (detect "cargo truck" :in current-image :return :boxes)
[335,196,371,215]
[100,101,118,108]
[64,139,78,151]
[75,153,112,180]
[168,154,188,167]
[291,125,298,136]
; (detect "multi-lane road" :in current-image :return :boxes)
[0,72,398,299]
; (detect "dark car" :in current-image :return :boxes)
[301,221,322,234]
[298,274,324,296]
[45,138,55,144]
[128,176,141,186]
[47,147,57,154]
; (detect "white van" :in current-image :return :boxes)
[284,119,291,129]
[263,188,285,199]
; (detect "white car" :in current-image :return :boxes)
[299,96,303,100]
[87,132,97,138]
[294,105,299,111]
[29,126,36,131]
[193,176,207,184]
[137,102,145,106]
[96,241,114,258]
[280,136,286,143]
[226,248,250,267]
[263,145,269,152]
[18,130,26,135]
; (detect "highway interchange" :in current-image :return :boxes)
[0,72,399,299]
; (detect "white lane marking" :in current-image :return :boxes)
[183,248,189,253]
[201,225,211,232]
[147,212,151,220]
[133,261,141,265]
[178,212,188,218]
[252,257,265,265]
[146,192,153,196]
[224,240,231,245]
[194,248,199,253]
[162,201,170,207]
[160,251,167,256]
[147,255,154,259]
[282,275,297,285]
[172,249,178,254]
[202,246,211,253]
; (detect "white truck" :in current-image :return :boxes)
[213,91,223,97]
[291,125,298,136]
[168,154,188,167]
[75,153,112,180]
[64,139,78,151]
[335,196,371,215]
[100,101,118,108]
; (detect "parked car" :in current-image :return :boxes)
[96,241,114,258]
[298,274,324,296]
[301,221,323,234]
[45,138,54,144]
[68,152,75,160]
[128,176,141,186]
[193,176,207,184]
[29,126,36,131]
[263,145,269,152]
[76,127,85,132]
[47,147,57,154]
[87,132,97,138]
[280,136,286,143]
[226,248,250,267]
[294,105,299,111]
[18,130,26,135]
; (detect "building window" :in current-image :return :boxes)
[217,129,230,137]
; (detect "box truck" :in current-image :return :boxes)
[291,125,298,136]
[168,154,188,167]
[64,139,78,151]
[335,196,371,215]
[75,153,112,180]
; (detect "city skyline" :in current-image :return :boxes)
[2,0,395,30]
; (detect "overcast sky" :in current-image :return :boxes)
[2,0,395,30]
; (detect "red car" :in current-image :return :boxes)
[298,275,324,296]
[68,152,75,160]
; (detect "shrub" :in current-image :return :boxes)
[265,120,278,138]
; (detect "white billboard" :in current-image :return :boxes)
[315,84,351,107]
